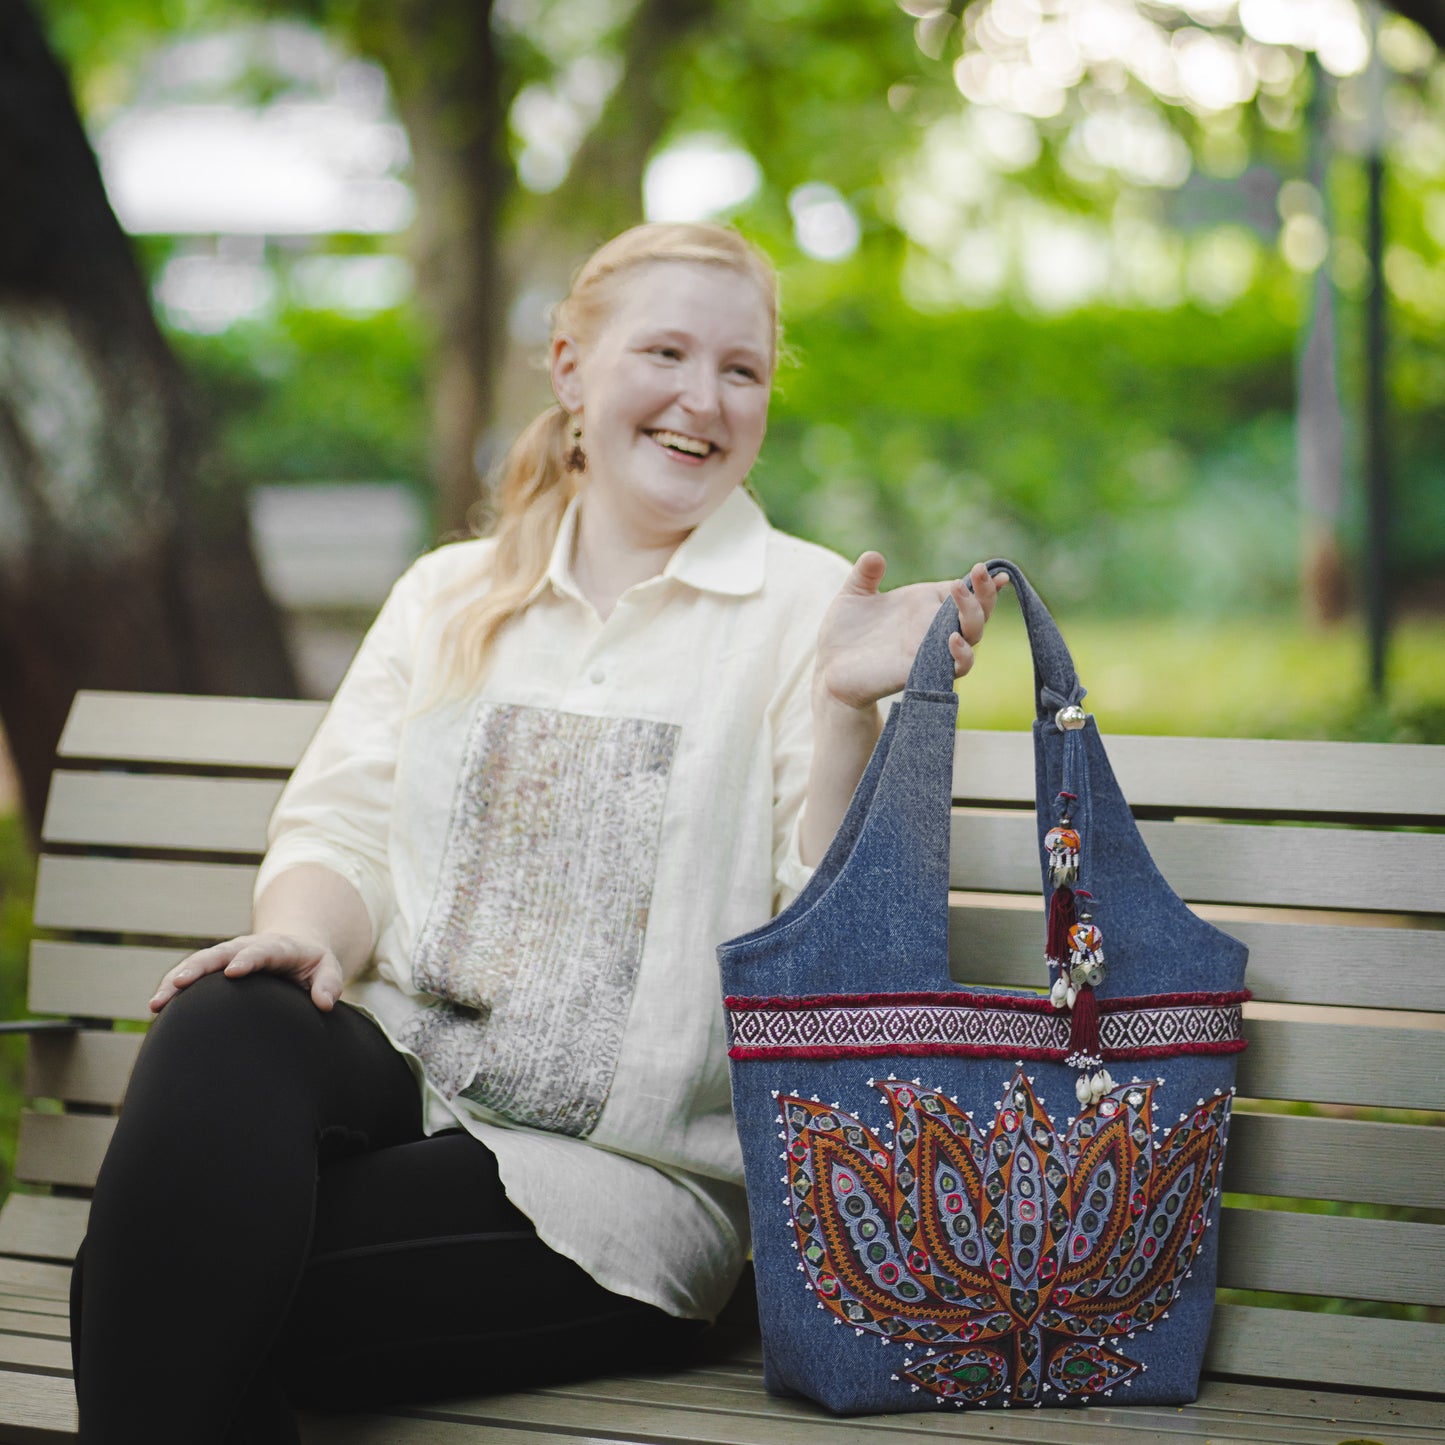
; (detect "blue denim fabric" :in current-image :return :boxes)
[720,561,1247,1416]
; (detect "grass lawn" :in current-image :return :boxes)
[957,609,1445,744]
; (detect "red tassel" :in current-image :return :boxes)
[1068,983,1101,1065]
[1046,884,1075,964]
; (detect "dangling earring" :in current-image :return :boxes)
[565,415,587,473]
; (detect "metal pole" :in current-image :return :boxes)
[1296,54,1345,627]
[1363,1,1391,697]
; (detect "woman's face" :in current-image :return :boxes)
[551,260,774,544]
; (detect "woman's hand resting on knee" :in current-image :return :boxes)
[149,933,345,1014]
[149,862,373,1014]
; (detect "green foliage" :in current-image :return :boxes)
[172,304,432,499]
[0,816,36,1198]
[755,290,1305,614]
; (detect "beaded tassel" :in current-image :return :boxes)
[1044,797,1079,987]
[1065,899,1105,1068]
[1044,718,1110,1085]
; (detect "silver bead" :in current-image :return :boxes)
[1055,704,1087,731]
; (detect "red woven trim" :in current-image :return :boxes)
[729,1043,1068,1063]
[725,987,1251,1014]
[732,1039,1247,1063]
[724,990,1053,1013]
[1098,989,1252,1013]
[1105,1040,1249,1060]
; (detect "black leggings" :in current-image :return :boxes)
[70,972,699,1444]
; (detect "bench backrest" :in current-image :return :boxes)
[4,691,1443,1398]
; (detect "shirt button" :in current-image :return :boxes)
[590,667,605,684]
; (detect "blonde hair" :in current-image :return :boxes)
[435,222,779,696]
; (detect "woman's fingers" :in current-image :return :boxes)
[149,934,334,1013]
[308,955,345,1012]
[948,629,976,678]
[150,948,224,1012]
[950,564,1010,677]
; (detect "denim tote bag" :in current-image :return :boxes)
[719,560,1248,1415]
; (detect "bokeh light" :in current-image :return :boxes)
[643,136,763,222]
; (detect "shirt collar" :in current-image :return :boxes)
[531,485,770,605]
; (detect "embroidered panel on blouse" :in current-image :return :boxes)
[399,703,680,1137]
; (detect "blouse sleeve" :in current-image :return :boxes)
[765,545,857,912]
[252,558,434,947]
[768,638,818,913]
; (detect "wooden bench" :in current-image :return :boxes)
[2,689,1442,1444]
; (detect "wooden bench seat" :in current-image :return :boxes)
[2,689,1442,1443]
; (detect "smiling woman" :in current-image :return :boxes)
[69,221,1006,1444]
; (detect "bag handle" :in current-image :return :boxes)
[904,558,1085,722]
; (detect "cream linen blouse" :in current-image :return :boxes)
[254,487,851,1320]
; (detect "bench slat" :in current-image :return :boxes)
[953,730,1445,819]
[23,1033,143,1108]
[0,1332,70,1372]
[57,691,326,768]
[950,906,1445,1013]
[0,1308,69,1339]
[0,1367,76,1439]
[333,1369,1423,1444]
[1205,1303,1444,1395]
[1237,1018,1445,1110]
[13,1114,115,1192]
[1217,1208,1444,1305]
[950,812,1444,912]
[300,1415,640,1445]
[32,851,1444,992]
[313,1378,1445,1445]
[33,857,254,939]
[1223,1112,1445,1207]
[27,942,178,1023]
[42,773,282,854]
[30,918,1445,1028]
[0,1198,89,1265]
[12,1025,1442,1189]
[0,1260,72,1298]
[0,1294,68,1320]
[36,826,1445,947]
[526,1368,1440,1440]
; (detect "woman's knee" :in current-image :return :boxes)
[147,970,317,1050]
[129,971,329,1107]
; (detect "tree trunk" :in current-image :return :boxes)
[0,0,296,840]
[349,0,512,539]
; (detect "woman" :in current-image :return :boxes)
[71,223,1003,1442]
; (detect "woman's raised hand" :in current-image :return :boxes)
[814,556,1007,713]
[149,933,345,1015]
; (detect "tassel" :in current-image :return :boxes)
[1067,983,1101,1067]
[1046,883,1076,969]
[1043,797,1081,1008]
[1065,904,1105,1066]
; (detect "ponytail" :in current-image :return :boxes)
[431,404,575,697]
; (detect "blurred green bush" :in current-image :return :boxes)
[173,288,1445,626]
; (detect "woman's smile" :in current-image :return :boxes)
[645,428,718,461]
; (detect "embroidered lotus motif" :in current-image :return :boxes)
[778,1071,1231,1406]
